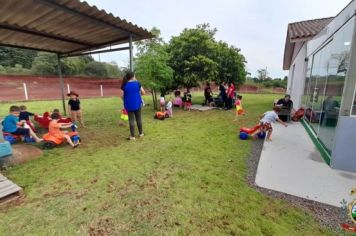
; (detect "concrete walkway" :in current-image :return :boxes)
[255,122,356,207]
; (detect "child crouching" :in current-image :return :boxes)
[256,106,287,141]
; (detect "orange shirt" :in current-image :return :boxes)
[48,120,64,138]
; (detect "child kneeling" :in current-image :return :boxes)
[49,113,78,148]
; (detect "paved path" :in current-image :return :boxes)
[255,122,356,207]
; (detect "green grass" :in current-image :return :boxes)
[0,94,334,235]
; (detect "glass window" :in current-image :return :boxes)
[303,17,355,153]
[352,88,356,115]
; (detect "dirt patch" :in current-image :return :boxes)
[1,144,43,165]
[246,139,352,233]
[88,217,115,236]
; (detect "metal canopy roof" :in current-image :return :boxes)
[0,0,153,57]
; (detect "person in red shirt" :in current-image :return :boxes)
[226,82,236,110]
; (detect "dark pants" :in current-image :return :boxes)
[227,98,233,110]
[222,95,228,109]
[128,109,143,137]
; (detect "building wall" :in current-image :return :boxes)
[287,43,307,109]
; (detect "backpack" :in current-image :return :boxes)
[292,108,305,122]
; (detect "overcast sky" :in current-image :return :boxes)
[86,0,351,78]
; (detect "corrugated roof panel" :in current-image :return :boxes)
[0,0,153,55]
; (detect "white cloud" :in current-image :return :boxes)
[85,0,352,78]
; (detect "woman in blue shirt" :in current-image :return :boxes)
[121,72,145,140]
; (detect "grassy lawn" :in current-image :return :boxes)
[0,94,333,235]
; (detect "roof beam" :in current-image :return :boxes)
[61,35,131,56]
[0,23,92,47]
[0,43,59,54]
[62,46,130,58]
[35,0,138,37]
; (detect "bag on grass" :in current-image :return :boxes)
[120,109,128,121]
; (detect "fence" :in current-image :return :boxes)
[0,75,122,102]
[0,75,287,102]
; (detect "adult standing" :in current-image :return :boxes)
[219,82,228,109]
[226,82,236,110]
[204,82,213,106]
[121,72,145,140]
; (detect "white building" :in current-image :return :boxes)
[283,0,356,172]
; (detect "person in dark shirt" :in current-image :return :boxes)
[67,91,85,127]
[19,105,34,121]
[276,95,293,122]
[219,82,228,109]
[277,95,293,109]
[204,82,213,106]
[19,105,36,132]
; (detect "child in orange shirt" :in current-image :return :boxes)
[48,113,78,148]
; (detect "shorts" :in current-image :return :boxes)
[185,102,192,107]
[11,128,30,135]
[260,122,272,132]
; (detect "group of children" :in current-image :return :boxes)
[1,91,84,148]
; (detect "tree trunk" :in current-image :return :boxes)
[152,88,157,110]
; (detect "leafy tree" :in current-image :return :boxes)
[31,52,58,75]
[104,61,123,78]
[215,41,247,86]
[167,24,218,89]
[84,61,108,77]
[0,47,37,69]
[135,28,173,110]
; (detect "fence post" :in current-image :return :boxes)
[23,83,28,100]
[100,84,103,97]
[67,84,70,93]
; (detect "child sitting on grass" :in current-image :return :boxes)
[2,105,42,142]
[48,113,78,148]
[255,106,287,141]
[19,105,36,132]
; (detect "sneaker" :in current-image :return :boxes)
[127,137,136,140]
[139,133,145,137]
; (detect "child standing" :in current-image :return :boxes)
[234,95,244,120]
[166,100,173,117]
[48,113,78,148]
[67,91,85,127]
[2,105,42,142]
[159,94,165,112]
[183,90,192,111]
[256,106,287,141]
[19,105,36,132]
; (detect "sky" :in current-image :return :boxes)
[85,0,351,78]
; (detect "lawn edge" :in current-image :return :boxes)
[245,138,349,234]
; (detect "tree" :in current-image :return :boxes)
[135,28,173,110]
[84,61,108,77]
[215,41,247,86]
[0,47,37,69]
[167,24,218,89]
[31,52,58,75]
[257,68,268,81]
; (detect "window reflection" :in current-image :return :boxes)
[303,18,354,153]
